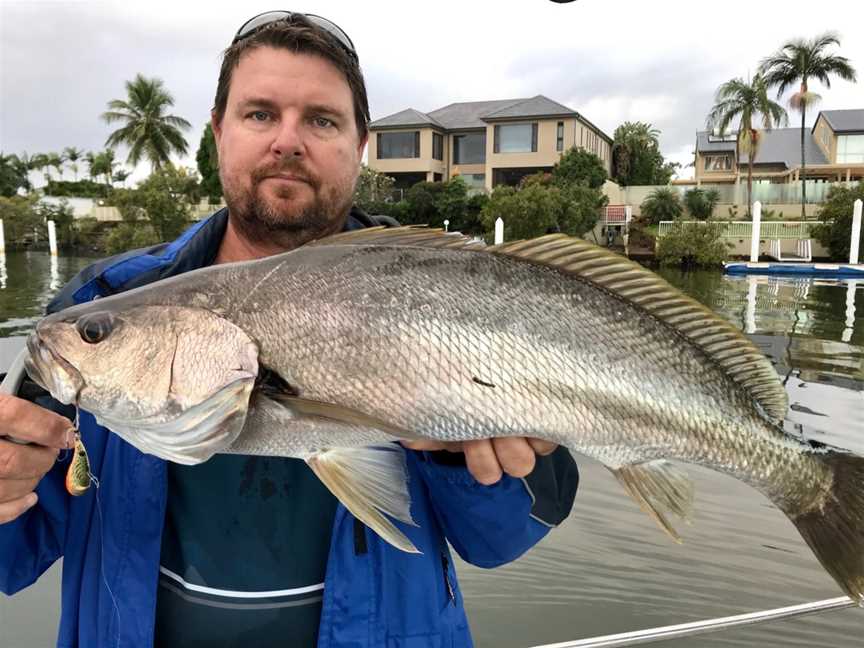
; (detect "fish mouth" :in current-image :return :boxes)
[25,332,83,405]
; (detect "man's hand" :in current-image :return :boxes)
[402,437,557,485]
[0,393,74,524]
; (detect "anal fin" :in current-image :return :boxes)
[307,445,420,554]
[610,460,694,543]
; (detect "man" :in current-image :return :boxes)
[0,13,578,647]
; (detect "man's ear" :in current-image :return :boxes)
[211,111,223,145]
[357,132,368,159]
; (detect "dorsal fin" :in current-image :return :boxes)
[307,225,483,250]
[487,234,788,421]
[308,227,788,421]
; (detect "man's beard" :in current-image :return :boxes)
[221,159,356,249]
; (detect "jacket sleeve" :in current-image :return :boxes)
[0,383,72,594]
[410,447,578,568]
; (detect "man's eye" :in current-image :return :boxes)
[249,111,270,122]
[313,116,334,128]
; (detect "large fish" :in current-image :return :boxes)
[22,227,864,601]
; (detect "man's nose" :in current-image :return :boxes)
[270,116,305,158]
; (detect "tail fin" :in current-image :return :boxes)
[785,453,864,603]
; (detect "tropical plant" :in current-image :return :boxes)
[759,32,857,218]
[195,123,223,203]
[552,147,607,189]
[611,122,676,186]
[30,153,50,185]
[640,187,684,225]
[86,150,117,186]
[0,195,42,247]
[705,74,787,218]
[811,184,864,261]
[683,188,720,220]
[46,152,64,182]
[102,74,192,171]
[111,164,197,241]
[63,147,84,181]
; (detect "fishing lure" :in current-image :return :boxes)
[65,431,91,497]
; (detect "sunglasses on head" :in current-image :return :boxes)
[232,10,358,62]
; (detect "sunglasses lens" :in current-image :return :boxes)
[232,11,357,60]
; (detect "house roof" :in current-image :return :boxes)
[370,95,613,141]
[815,109,864,134]
[368,108,444,130]
[426,98,527,130]
[696,128,829,168]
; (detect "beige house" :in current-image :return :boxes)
[367,95,612,192]
[690,108,864,186]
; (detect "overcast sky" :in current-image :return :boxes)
[1,0,862,183]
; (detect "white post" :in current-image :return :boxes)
[494,217,504,245]
[0,218,5,253]
[47,220,58,256]
[443,219,449,232]
[850,199,862,265]
[750,201,762,263]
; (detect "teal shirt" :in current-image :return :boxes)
[154,455,339,647]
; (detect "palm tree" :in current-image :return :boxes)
[30,153,50,185]
[706,74,787,217]
[102,74,192,171]
[63,146,84,181]
[612,122,662,185]
[47,152,64,182]
[759,32,857,218]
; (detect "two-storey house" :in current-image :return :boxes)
[367,95,612,192]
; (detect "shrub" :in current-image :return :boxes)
[640,188,683,225]
[683,188,720,220]
[551,148,608,189]
[811,184,864,261]
[656,221,731,268]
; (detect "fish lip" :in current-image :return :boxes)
[25,332,83,404]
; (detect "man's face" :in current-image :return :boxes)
[212,46,366,247]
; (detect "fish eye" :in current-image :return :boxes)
[75,312,117,344]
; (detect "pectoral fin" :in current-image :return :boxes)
[307,445,420,554]
[610,460,694,543]
[276,395,419,440]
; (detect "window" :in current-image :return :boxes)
[704,154,733,171]
[458,173,486,191]
[556,122,564,151]
[432,133,443,161]
[377,131,420,159]
[493,123,538,153]
[837,135,864,164]
[453,132,486,164]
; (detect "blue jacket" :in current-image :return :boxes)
[0,209,579,647]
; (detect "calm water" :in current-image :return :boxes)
[0,252,862,647]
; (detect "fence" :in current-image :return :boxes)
[657,220,824,240]
[620,180,859,208]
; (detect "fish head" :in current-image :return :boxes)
[26,303,260,464]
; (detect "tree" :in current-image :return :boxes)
[46,152,64,182]
[683,188,720,220]
[0,154,32,197]
[640,188,684,225]
[811,184,864,261]
[706,74,787,217]
[195,123,223,203]
[611,122,676,186]
[551,147,607,189]
[30,153,50,185]
[759,32,857,219]
[353,164,394,211]
[0,195,42,247]
[656,222,730,268]
[111,164,197,242]
[102,74,192,171]
[63,146,84,181]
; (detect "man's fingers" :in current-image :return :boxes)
[0,394,74,449]
[0,440,60,479]
[492,437,536,478]
[527,438,558,456]
[0,477,41,503]
[463,439,503,485]
[0,492,38,525]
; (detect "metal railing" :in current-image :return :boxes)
[657,220,823,240]
[528,596,859,648]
